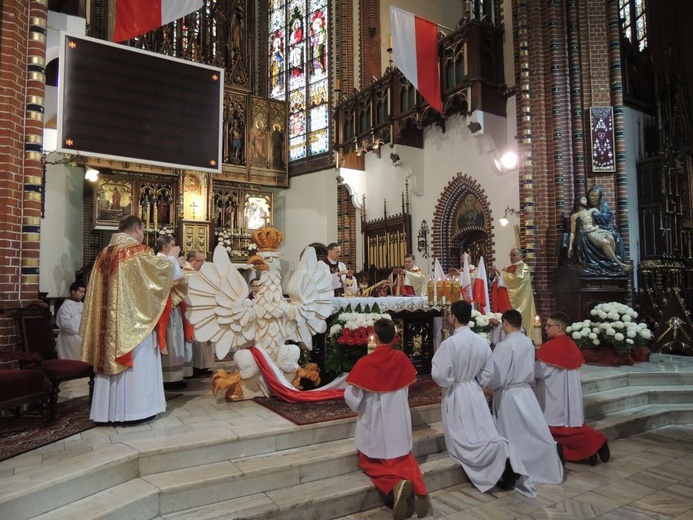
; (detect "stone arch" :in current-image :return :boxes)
[432,173,495,273]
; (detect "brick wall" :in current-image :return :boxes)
[358,0,381,87]
[0,1,48,350]
[513,0,627,321]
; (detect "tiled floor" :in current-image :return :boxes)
[1,357,692,519]
[337,424,693,519]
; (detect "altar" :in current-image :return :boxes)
[312,296,443,377]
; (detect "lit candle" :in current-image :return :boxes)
[368,334,377,354]
[389,35,392,49]
[533,314,543,347]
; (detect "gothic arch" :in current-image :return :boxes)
[432,173,495,273]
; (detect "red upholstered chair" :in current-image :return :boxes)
[12,304,94,420]
[0,350,51,422]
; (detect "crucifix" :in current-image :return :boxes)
[190,200,199,220]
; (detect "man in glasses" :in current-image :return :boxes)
[535,312,610,466]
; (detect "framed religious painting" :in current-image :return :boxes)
[243,192,273,231]
[94,176,135,229]
[590,106,616,173]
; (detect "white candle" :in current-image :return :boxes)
[533,314,543,347]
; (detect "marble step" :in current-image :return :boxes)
[31,478,160,520]
[0,444,141,520]
[580,373,630,395]
[127,403,441,476]
[591,403,693,441]
[144,422,446,515]
[159,452,466,520]
[583,385,693,419]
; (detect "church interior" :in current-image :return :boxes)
[1,0,693,518]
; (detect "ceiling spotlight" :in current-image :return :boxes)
[84,166,99,182]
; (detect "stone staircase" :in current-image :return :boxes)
[1,354,692,520]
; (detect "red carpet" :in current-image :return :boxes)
[254,376,442,426]
[0,392,182,462]
[0,396,93,462]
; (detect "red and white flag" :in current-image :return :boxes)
[473,256,491,315]
[461,254,473,303]
[113,0,203,42]
[390,6,443,113]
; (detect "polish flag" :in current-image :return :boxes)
[461,254,473,303]
[473,256,491,315]
[113,0,203,42]
[390,6,443,113]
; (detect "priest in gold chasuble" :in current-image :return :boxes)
[81,215,183,422]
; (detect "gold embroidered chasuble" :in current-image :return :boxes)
[502,261,537,335]
[80,233,176,375]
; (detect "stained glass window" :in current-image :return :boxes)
[618,0,647,51]
[268,0,329,161]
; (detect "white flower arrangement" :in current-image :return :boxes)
[467,310,502,343]
[567,302,652,355]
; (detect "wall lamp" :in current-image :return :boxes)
[499,207,519,227]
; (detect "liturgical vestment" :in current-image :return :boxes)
[345,344,427,496]
[488,331,564,484]
[432,326,535,497]
[81,233,182,422]
[535,334,608,461]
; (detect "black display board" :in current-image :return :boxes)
[58,34,223,173]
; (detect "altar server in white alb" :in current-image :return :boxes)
[345,318,430,520]
[56,282,86,360]
[156,235,192,388]
[487,309,564,485]
[432,300,536,497]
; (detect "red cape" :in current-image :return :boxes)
[536,334,584,370]
[346,344,417,393]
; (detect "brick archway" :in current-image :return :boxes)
[432,173,495,272]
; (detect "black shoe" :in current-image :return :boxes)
[497,459,517,490]
[588,453,598,466]
[557,443,566,466]
[598,441,611,462]
[163,381,188,391]
[193,368,213,377]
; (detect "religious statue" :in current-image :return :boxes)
[250,120,267,168]
[270,124,284,170]
[568,190,631,275]
[111,187,121,210]
[185,227,334,400]
[230,116,244,164]
[97,188,110,219]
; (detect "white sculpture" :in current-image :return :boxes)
[185,227,334,400]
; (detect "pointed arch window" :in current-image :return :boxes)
[618,0,647,51]
[268,0,330,162]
